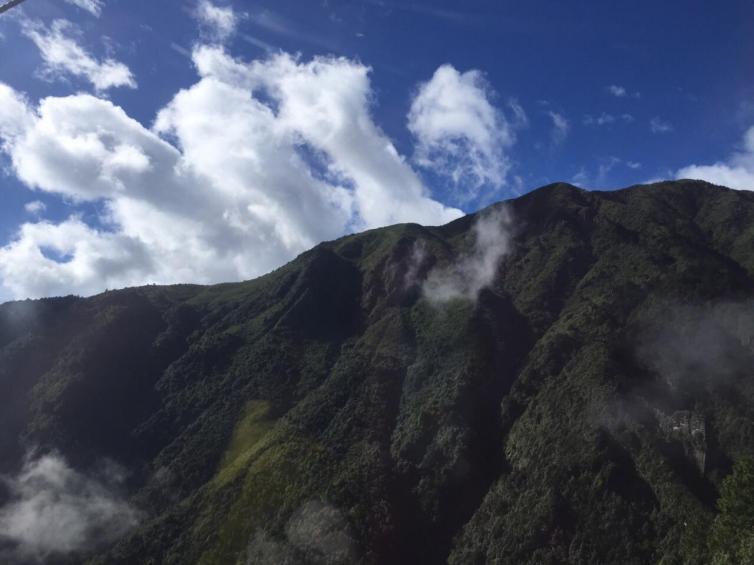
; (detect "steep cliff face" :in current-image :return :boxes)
[1,180,754,564]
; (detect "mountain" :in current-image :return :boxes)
[1,180,754,565]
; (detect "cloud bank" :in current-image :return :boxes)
[0,47,461,300]
[0,453,140,561]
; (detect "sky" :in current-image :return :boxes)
[0,0,753,302]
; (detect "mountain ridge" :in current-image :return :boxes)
[1,179,754,564]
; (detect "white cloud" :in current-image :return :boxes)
[0,84,33,144]
[63,0,104,17]
[547,110,569,145]
[408,64,519,202]
[195,0,238,42]
[0,218,155,299]
[183,47,461,228]
[649,116,673,134]
[0,453,141,561]
[24,200,46,215]
[675,126,754,190]
[422,206,512,303]
[0,48,460,300]
[22,19,135,92]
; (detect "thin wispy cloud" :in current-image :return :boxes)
[571,156,639,188]
[363,0,481,24]
[583,112,634,126]
[650,116,673,134]
[63,0,103,17]
[22,19,135,91]
[248,8,339,51]
[239,32,276,54]
[547,110,569,145]
[169,41,193,59]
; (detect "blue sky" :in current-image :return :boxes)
[0,0,753,300]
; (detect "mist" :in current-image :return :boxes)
[636,301,754,392]
[422,206,513,304]
[0,452,141,562]
[246,499,357,565]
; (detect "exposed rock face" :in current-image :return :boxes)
[658,410,707,474]
[1,181,754,564]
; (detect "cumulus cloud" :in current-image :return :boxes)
[422,206,512,303]
[675,126,754,190]
[195,0,238,42]
[408,64,519,202]
[649,116,673,134]
[0,47,460,300]
[0,453,141,561]
[63,0,104,17]
[547,110,569,145]
[22,19,135,92]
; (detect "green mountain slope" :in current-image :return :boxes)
[1,180,754,564]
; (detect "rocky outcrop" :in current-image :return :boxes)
[658,410,707,474]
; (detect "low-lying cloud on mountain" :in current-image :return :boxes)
[0,452,141,562]
[422,206,513,303]
[637,300,754,391]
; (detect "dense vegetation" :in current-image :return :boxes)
[1,180,754,564]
